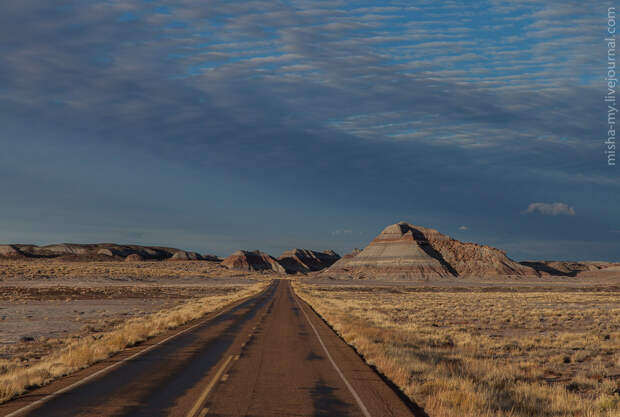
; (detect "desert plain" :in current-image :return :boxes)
[295,281,620,417]
[0,257,272,404]
[0,223,619,417]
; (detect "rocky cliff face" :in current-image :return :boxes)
[277,249,340,274]
[324,222,537,279]
[222,250,285,273]
[413,225,535,277]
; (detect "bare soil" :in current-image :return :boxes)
[0,259,274,369]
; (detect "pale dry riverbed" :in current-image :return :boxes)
[0,260,274,403]
[0,277,262,362]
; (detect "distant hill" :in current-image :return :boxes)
[221,248,341,274]
[521,260,620,277]
[221,250,285,273]
[0,243,221,262]
[277,249,340,274]
[324,221,537,280]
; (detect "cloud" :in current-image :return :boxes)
[458,226,469,230]
[0,1,616,261]
[523,202,576,216]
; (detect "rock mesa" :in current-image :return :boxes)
[325,222,536,279]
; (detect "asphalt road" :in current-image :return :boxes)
[1,280,427,417]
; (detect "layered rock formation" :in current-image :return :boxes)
[277,249,341,274]
[521,261,620,277]
[0,243,217,262]
[324,222,537,280]
[325,222,456,279]
[344,248,362,259]
[416,226,535,277]
[222,250,285,273]
[170,250,205,261]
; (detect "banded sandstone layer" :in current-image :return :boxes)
[221,250,286,273]
[0,243,220,262]
[277,249,340,274]
[325,221,536,280]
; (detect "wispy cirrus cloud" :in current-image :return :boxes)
[0,0,606,154]
[0,0,616,260]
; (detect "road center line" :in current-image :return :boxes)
[2,287,271,417]
[186,355,233,417]
[292,287,372,417]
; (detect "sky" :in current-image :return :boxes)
[0,0,618,261]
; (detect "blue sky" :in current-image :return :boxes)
[0,0,618,260]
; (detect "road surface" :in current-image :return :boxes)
[1,280,427,417]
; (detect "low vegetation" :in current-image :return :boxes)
[0,259,235,280]
[0,281,269,403]
[294,283,620,417]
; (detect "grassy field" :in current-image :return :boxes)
[0,259,237,280]
[0,280,269,404]
[294,283,620,417]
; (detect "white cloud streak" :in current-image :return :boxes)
[524,202,576,216]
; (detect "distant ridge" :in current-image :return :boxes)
[222,250,285,273]
[0,243,221,262]
[277,249,340,274]
[521,260,620,277]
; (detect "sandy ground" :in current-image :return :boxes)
[0,298,173,345]
[0,260,278,365]
[304,273,620,289]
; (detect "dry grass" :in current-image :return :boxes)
[294,283,620,417]
[0,280,269,403]
[0,259,243,281]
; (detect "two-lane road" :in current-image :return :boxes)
[1,280,426,417]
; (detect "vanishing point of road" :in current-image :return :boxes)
[0,280,427,417]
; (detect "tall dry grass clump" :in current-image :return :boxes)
[0,281,268,403]
[294,283,620,417]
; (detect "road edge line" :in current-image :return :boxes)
[292,287,372,417]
